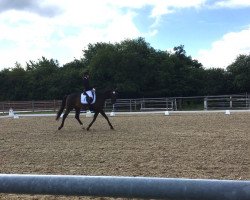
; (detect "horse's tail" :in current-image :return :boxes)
[56,95,67,120]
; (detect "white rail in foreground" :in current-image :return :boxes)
[0,174,249,200]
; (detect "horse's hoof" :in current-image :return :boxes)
[58,126,62,130]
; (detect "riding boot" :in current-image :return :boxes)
[85,95,92,110]
[86,95,90,104]
[88,97,93,110]
[89,97,93,103]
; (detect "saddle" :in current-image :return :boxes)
[81,90,96,104]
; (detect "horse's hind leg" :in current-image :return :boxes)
[75,108,83,127]
[58,108,71,130]
[86,112,99,131]
[100,110,114,130]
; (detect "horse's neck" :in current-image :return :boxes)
[100,91,111,100]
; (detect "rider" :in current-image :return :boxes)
[82,71,94,106]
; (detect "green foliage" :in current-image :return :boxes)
[25,57,61,100]
[0,38,249,101]
[227,54,250,92]
[203,68,232,95]
[0,63,29,100]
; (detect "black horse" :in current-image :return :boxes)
[56,90,117,131]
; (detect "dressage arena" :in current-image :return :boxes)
[0,112,249,199]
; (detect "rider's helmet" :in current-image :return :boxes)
[83,71,90,78]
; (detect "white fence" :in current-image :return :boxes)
[110,94,250,112]
[1,94,249,114]
[204,95,250,110]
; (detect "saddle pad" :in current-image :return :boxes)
[81,90,96,104]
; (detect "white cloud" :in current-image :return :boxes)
[149,0,205,27]
[5,0,250,71]
[213,0,250,8]
[197,27,250,68]
[155,0,205,15]
[0,0,208,70]
[0,10,55,67]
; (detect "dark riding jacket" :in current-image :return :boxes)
[83,76,92,91]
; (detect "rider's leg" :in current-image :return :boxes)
[86,94,92,104]
[88,97,93,104]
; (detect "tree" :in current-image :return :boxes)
[0,69,11,100]
[58,59,85,96]
[0,38,249,101]
[203,68,231,95]
[167,45,205,96]
[26,57,60,100]
[83,38,162,97]
[0,63,29,100]
[227,54,250,92]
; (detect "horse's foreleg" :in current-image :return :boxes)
[100,110,114,130]
[58,108,71,130]
[75,108,83,127]
[86,112,99,131]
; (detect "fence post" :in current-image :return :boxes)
[166,98,168,110]
[32,101,34,112]
[179,98,182,110]
[204,97,208,110]
[246,92,249,109]
[248,93,250,109]
[229,96,233,108]
[53,100,55,112]
[174,98,177,111]
[130,100,132,112]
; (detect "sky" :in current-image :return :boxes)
[0,0,250,71]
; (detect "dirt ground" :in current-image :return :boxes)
[0,112,249,199]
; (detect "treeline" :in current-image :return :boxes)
[0,37,250,101]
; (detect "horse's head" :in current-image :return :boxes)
[110,90,117,104]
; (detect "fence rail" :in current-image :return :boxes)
[0,100,62,113]
[1,94,249,114]
[0,174,249,200]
